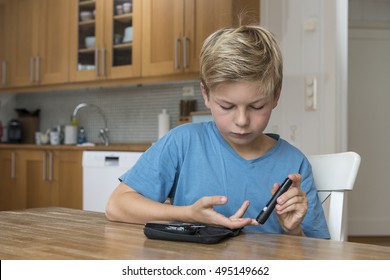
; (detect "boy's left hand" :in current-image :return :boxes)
[272,174,308,235]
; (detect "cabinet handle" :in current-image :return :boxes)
[101,48,106,77]
[95,49,100,77]
[42,152,46,180]
[48,151,53,181]
[35,56,40,82]
[11,152,16,179]
[30,57,35,82]
[183,36,189,69]
[1,61,6,85]
[175,38,181,69]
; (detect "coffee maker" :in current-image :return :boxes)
[7,119,22,143]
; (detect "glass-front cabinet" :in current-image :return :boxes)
[70,0,140,82]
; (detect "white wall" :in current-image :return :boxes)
[261,0,348,155]
[262,0,390,236]
[348,0,390,235]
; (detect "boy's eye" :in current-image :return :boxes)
[251,105,265,110]
[219,104,234,110]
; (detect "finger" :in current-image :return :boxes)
[276,192,308,213]
[200,196,228,208]
[271,182,279,195]
[287,173,302,189]
[223,217,254,230]
[230,200,250,219]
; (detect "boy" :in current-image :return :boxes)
[106,25,330,238]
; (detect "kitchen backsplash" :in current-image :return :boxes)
[0,81,207,144]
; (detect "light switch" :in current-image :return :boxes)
[304,17,318,31]
[304,76,317,111]
[182,86,194,97]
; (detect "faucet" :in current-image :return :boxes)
[72,103,110,146]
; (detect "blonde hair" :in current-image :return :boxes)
[200,25,283,99]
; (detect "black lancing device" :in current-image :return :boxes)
[256,178,293,224]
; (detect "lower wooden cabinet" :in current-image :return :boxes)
[0,148,82,211]
[0,150,26,210]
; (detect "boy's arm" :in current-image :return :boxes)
[105,182,186,224]
[105,182,255,229]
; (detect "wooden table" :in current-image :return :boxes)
[1,207,389,260]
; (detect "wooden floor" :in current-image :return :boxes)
[348,236,390,247]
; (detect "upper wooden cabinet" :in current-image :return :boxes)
[0,0,12,88]
[69,0,141,82]
[141,0,259,77]
[9,0,70,87]
[0,0,258,91]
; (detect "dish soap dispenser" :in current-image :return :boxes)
[158,109,170,139]
[78,126,87,144]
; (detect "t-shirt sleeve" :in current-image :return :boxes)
[119,131,180,203]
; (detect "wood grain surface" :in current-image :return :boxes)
[1,207,389,260]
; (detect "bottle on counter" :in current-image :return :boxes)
[78,126,87,144]
[158,109,170,139]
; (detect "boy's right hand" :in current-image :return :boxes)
[187,196,256,229]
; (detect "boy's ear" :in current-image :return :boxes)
[272,87,282,109]
[201,83,211,109]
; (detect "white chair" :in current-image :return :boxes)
[308,152,361,241]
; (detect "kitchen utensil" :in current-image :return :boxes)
[50,131,60,145]
[123,26,133,42]
[116,5,123,15]
[85,36,96,48]
[123,3,132,13]
[35,132,42,145]
[113,34,123,45]
[80,11,93,21]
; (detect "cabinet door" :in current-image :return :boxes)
[0,150,26,210]
[142,0,184,76]
[56,150,82,209]
[23,150,59,208]
[36,0,70,85]
[104,0,141,79]
[69,0,100,81]
[70,0,140,82]
[187,0,234,72]
[9,0,37,86]
[0,0,11,88]
[9,0,70,87]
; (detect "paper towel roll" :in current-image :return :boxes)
[158,109,170,139]
[64,125,77,145]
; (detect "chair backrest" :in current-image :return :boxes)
[307,152,361,241]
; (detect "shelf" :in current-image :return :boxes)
[79,19,95,26]
[113,13,133,24]
[113,42,132,49]
[78,48,95,54]
[79,0,96,8]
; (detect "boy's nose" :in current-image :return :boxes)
[234,109,250,127]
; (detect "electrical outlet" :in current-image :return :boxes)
[304,76,317,111]
[182,86,194,97]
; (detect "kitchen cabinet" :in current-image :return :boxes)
[0,0,11,88]
[9,0,70,87]
[0,148,82,211]
[0,150,26,210]
[69,0,141,82]
[22,149,83,209]
[142,0,257,77]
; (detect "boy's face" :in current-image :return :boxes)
[201,81,280,152]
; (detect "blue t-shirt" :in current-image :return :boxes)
[120,122,330,238]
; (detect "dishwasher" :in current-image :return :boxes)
[82,151,143,212]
